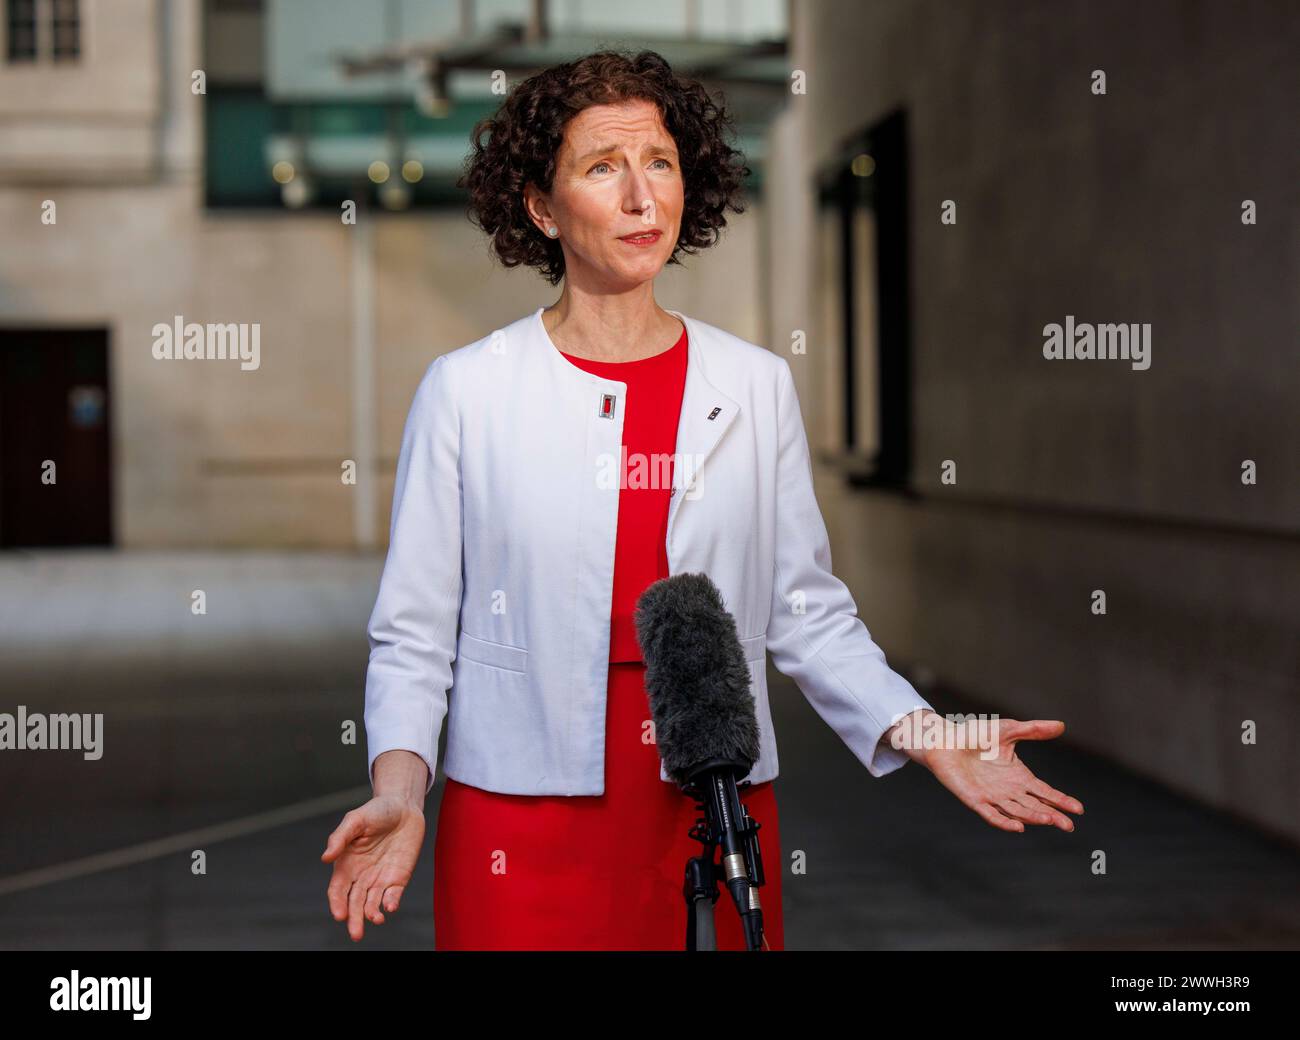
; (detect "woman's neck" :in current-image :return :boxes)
[542,288,683,362]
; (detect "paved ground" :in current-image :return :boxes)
[1,549,1297,950]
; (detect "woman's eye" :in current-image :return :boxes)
[589,158,671,175]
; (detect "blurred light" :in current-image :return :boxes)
[368,161,390,183]
[851,153,875,177]
[401,159,424,183]
[282,177,313,208]
[379,181,411,210]
[271,161,295,184]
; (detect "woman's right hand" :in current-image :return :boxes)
[322,793,425,941]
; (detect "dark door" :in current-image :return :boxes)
[0,328,113,546]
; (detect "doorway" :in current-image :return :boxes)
[0,327,113,546]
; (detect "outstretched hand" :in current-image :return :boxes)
[899,714,1084,833]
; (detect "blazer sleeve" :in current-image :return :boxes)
[363,354,462,795]
[764,357,933,777]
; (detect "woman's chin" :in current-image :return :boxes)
[606,252,668,282]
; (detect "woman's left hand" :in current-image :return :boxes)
[895,712,1084,833]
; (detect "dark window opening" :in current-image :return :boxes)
[6,0,37,62]
[0,327,114,548]
[51,0,79,60]
[5,0,79,63]
[814,108,913,491]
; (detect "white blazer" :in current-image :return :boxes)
[364,305,933,795]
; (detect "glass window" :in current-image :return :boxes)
[6,0,38,62]
[5,0,79,63]
[814,109,913,490]
[51,0,78,61]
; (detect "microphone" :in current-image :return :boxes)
[634,572,768,950]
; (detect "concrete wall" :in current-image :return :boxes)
[768,0,1299,841]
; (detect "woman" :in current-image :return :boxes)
[322,50,1083,950]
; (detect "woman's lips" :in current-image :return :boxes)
[619,230,662,247]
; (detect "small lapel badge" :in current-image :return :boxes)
[706,406,721,421]
[598,393,616,419]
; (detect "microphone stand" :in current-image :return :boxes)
[679,759,767,951]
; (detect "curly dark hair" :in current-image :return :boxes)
[458,49,751,285]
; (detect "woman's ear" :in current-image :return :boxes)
[522,182,552,236]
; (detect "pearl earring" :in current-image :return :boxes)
[547,226,558,237]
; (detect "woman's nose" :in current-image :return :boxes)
[622,173,655,221]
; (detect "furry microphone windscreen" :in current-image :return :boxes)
[634,572,761,785]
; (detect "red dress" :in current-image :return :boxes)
[432,321,785,950]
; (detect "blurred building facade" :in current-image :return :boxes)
[0,0,781,549]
